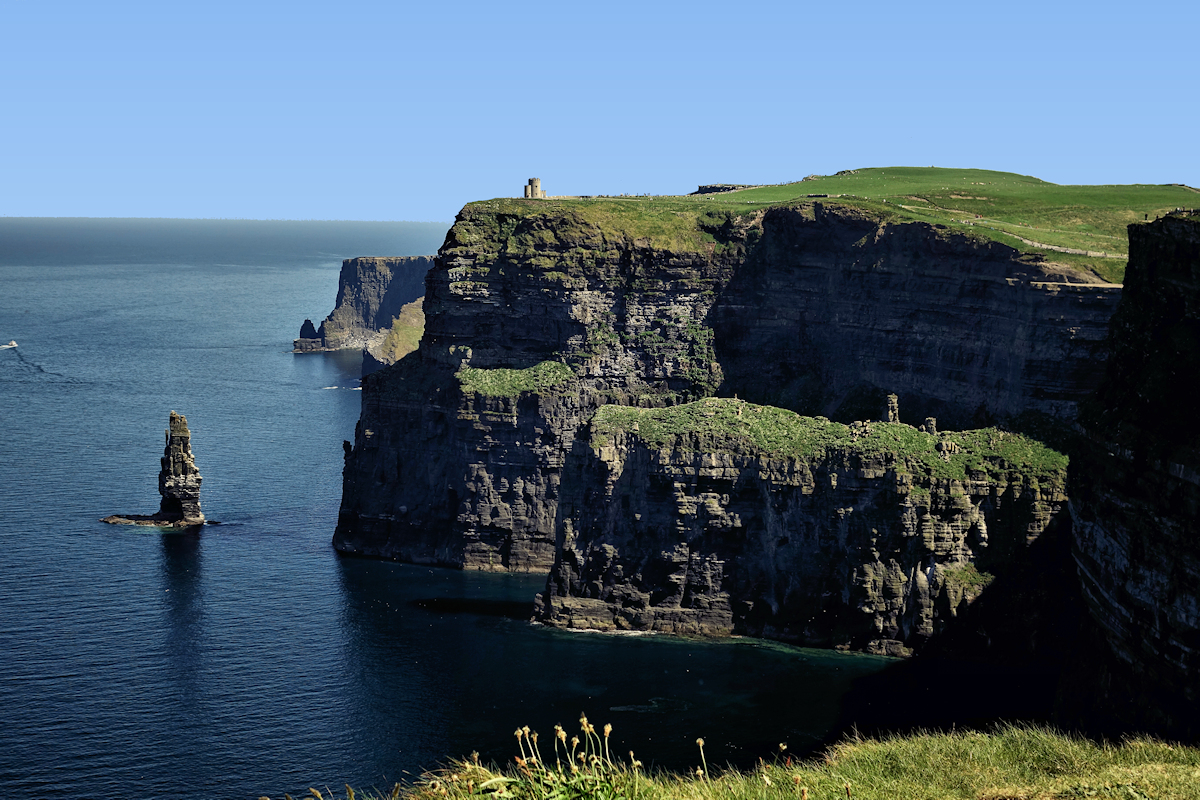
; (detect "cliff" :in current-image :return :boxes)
[535,398,1067,656]
[335,201,745,570]
[335,198,1118,579]
[295,256,434,367]
[712,204,1120,428]
[1068,213,1200,736]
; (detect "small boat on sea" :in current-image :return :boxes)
[1,341,16,349]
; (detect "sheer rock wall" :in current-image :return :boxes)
[336,201,1119,588]
[535,401,1066,655]
[1068,214,1200,736]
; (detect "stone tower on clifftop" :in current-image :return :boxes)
[523,178,546,199]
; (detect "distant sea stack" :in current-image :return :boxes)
[294,256,434,370]
[102,411,205,527]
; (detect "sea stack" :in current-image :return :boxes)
[101,411,205,527]
[158,411,204,524]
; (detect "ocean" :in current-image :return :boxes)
[0,218,890,799]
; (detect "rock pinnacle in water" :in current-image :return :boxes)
[158,411,204,524]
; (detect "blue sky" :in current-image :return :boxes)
[3,0,1196,222]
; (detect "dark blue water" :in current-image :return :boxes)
[0,219,891,799]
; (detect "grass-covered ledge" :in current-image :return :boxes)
[456,360,576,398]
[589,397,1067,486]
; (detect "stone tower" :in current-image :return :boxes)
[523,178,546,199]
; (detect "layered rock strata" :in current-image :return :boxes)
[336,200,1118,578]
[295,256,434,366]
[103,411,205,527]
[336,203,746,570]
[333,200,1118,585]
[711,204,1122,428]
[1068,213,1200,736]
[534,398,1066,654]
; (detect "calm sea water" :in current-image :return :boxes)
[0,218,890,799]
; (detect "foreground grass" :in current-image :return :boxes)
[283,722,1200,800]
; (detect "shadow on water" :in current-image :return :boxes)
[291,349,366,388]
[159,530,204,705]
[335,558,894,773]
[409,597,534,618]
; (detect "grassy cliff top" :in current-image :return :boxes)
[465,167,1198,283]
[590,397,1067,483]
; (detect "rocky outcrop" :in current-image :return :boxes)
[1068,213,1200,736]
[102,411,205,527]
[294,256,434,365]
[534,398,1066,654]
[336,200,1118,579]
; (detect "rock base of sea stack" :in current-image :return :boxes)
[103,411,206,527]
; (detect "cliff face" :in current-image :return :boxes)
[295,256,434,363]
[335,204,745,570]
[1068,213,1200,736]
[535,399,1066,655]
[713,205,1121,428]
[336,200,1118,582]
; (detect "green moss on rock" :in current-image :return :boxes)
[456,360,576,398]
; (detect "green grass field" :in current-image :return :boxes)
[466,167,1196,284]
[288,722,1200,800]
[689,167,1196,283]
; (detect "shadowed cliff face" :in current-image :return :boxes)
[536,399,1066,655]
[336,205,745,570]
[713,205,1121,428]
[1068,214,1200,737]
[336,201,1117,608]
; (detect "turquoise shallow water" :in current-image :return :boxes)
[0,219,891,799]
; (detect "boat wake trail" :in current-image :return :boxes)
[5,348,73,381]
